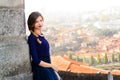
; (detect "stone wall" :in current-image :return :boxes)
[59,71,120,80]
[0,0,32,80]
[58,71,108,80]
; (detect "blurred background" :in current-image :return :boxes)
[25,0,120,70]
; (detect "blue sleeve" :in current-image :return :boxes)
[28,35,41,65]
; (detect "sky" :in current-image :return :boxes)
[25,0,120,35]
[25,0,120,14]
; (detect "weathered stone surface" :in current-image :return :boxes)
[3,73,32,80]
[58,71,120,80]
[0,28,31,79]
[0,9,25,36]
[0,36,31,76]
[0,0,23,8]
[0,0,32,80]
[58,71,108,80]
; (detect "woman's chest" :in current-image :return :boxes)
[36,37,49,50]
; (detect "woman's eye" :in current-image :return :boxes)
[40,20,43,22]
[35,21,39,23]
[35,20,43,23]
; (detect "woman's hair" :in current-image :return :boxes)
[27,11,44,31]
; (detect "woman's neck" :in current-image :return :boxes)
[34,29,42,35]
[33,29,44,37]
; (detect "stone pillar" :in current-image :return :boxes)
[0,0,32,80]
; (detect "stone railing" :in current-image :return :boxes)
[58,71,120,80]
[58,71,107,80]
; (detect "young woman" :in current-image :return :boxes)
[27,12,62,80]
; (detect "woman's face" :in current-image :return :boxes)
[34,16,44,30]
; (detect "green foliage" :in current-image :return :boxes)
[118,52,120,62]
[89,56,94,65]
[68,51,72,59]
[99,13,109,21]
[52,53,58,56]
[76,55,79,61]
[94,28,118,37]
[103,53,108,64]
[83,56,86,64]
[111,53,115,62]
[96,54,101,64]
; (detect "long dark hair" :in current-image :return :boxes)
[27,12,44,72]
[27,11,44,32]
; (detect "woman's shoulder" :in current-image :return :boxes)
[28,33,36,40]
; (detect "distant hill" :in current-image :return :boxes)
[42,7,120,56]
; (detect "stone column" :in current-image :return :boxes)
[0,0,32,80]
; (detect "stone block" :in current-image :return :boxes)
[0,36,31,79]
[0,9,25,36]
[0,0,23,8]
[0,0,32,79]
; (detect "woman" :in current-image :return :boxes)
[27,12,62,80]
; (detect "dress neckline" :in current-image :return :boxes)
[31,31,44,38]
[39,33,44,37]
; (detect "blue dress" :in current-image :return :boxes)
[28,33,61,80]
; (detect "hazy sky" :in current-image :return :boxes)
[25,0,120,14]
[25,0,120,35]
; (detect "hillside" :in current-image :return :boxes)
[44,7,120,72]
[43,7,120,56]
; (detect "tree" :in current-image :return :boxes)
[111,53,115,62]
[76,55,79,61]
[83,56,86,64]
[118,52,120,62]
[96,54,101,64]
[103,53,108,64]
[67,51,72,59]
[89,56,94,65]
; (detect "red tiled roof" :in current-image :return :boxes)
[111,70,120,75]
[51,56,120,75]
[51,56,71,71]
[69,64,108,74]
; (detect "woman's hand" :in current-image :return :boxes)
[51,64,58,72]
[39,61,59,72]
[39,61,61,79]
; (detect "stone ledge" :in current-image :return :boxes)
[0,35,30,77]
[58,71,108,80]
[0,8,25,36]
[3,73,32,80]
[0,0,24,8]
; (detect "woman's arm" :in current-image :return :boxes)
[39,61,58,72]
[28,35,58,72]
[28,35,41,65]
[39,61,61,79]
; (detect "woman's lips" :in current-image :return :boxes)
[38,26,41,27]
